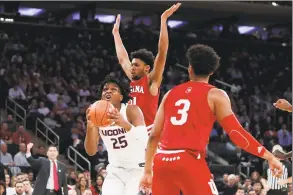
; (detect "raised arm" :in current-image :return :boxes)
[25,143,42,170]
[211,88,283,177]
[112,14,132,80]
[140,91,169,190]
[149,3,181,89]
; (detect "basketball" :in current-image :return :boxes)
[88,100,114,127]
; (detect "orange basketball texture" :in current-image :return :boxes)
[89,100,114,127]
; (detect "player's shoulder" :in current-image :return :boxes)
[208,88,229,98]
[126,104,142,114]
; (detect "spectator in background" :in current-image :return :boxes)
[235,187,245,195]
[252,182,262,194]
[27,171,35,187]
[14,143,30,175]
[0,143,15,172]
[5,115,15,132]
[33,145,47,159]
[0,181,5,195]
[23,179,34,195]
[11,125,31,145]
[248,190,257,195]
[277,124,292,152]
[11,52,23,64]
[15,172,26,182]
[68,171,77,186]
[223,174,238,195]
[14,181,25,195]
[44,112,60,129]
[91,175,104,195]
[95,144,108,168]
[241,178,252,193]
[8,84,26,101]
[75,177,88,195]
[37,102,50,117]
[46,87,59,104]
[5,174,15,195]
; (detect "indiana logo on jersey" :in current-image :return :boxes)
[130,85,144,94]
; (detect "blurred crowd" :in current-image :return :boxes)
[0,16,291,195]
[0,163,104,195]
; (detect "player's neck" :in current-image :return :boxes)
[114,103,122,111]
[190,76,209,83]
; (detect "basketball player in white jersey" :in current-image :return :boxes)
[85,76,148,195]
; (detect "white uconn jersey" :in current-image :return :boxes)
[99,103,148,168]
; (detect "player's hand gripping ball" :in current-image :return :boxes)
[87,100,114,127]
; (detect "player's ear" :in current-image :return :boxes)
[188,65,192,74]
[145,65,150,72]
[120,95,123,101]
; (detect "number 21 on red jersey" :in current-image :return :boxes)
[129,97,137,105]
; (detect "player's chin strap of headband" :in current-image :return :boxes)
[219,114,266,158]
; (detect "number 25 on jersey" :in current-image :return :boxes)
[170,99,191,125]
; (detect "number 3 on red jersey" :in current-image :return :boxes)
[170,99,191,125]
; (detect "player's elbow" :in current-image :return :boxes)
[84,142,97,156]
[149,132,161,143]
[85,147,97,156]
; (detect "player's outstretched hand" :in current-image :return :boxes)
[161,3,181,21]
[139,172,152,195]
[273,99,292,112]
[112,14,121,35]
[268,157,283,178]
[107,107,128,128]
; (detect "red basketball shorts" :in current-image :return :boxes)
[152,149,219,195]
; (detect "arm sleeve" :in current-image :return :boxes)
[26,153,42,170]
[219,114,266,158]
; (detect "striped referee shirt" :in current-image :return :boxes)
[263,160,292,190]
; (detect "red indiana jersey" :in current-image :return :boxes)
[159,81,216,153]
[129,75,159,131]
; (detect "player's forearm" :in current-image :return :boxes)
[113,33,130,65]
[219,114,267,158]
[144,135,160,173]
[158,18,169,55]
[288,105,292,112]
[84,124,99,156]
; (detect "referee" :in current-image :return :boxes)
[263,145,292,195]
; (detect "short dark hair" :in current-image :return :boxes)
[98,75,132,104]
[186,44,220,76]
[22,179,30,183]
[15,181,24,187]
[47,144,58,151]
[130,49,155,69]
[16,172,25,176]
